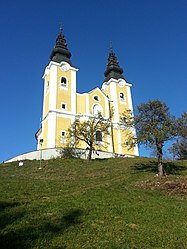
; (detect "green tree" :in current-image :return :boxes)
[169,112,187,160]
[68,113,110,160]
[120,109,136,150]
[135,100,176,176]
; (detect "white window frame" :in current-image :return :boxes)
[92,104,103,115]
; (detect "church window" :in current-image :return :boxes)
[123,117,127,123]
[96,130,102,142]
[93,104,103,115]
[60,131,66,144]
[119,92,125,102]
[94,95,99,101]
[60,77,68,88]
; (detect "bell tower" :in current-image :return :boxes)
[102,45,139,156]
[37,27,78,150]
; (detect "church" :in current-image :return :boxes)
[36,27,139,157]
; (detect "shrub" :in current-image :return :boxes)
[60,146,76,159]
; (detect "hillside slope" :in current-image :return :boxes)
[0,157,187,249]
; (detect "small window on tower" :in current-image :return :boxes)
[60,131,66,144]
[60,77,68,88]
[61,131,65,137]
[119,92,125,102]
[61,103,67,109]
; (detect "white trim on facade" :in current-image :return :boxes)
[47,112,57,148]
[86,93,89,115]
[105,95,109,118]
[43,61,78,77]
[125,82,132,87]
[42,79,47,120]
[126,85,139,156]
[110,81,119,123]
[107,133,112,153]
[71,70,77,114]
[49,64,57,110]
[45,64,58,148]
[118,128,122,154]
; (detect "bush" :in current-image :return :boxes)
[60,146,76,159]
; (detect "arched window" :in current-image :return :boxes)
[96,130,102,142]
[123,117,127,123]
[60,77,67,87]
[119,92,125,102]
[93,104,103,115]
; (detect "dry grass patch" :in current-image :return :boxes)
[138,176,187,197]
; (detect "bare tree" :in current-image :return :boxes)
[68,114,110,160]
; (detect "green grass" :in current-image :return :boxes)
[0,157,187,249]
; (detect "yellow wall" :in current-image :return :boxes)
[55,116,71,147]
[120,129,135,155]
[56,68,72,111]
[112,128,119,154]
[89,88,107,116]
[76,94,86,114]
[116,84,129,115]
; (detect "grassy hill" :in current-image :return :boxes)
[0,157,187,249]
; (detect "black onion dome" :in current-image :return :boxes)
[104,44,124,82]
[50,26,72,66]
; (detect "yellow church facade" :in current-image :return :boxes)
[36,28,139,157]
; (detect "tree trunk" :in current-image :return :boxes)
[87,143,93,160]
[157,143,164,176]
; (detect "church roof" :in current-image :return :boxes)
[104,44,125,82]
[50,26,72,66]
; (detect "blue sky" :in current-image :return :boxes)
[0,0,187,162]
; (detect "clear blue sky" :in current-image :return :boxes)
[0,0,187,162]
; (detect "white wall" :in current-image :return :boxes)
[4,148,136,163]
